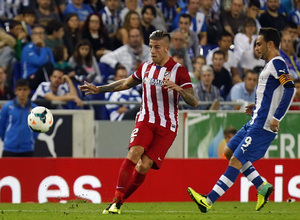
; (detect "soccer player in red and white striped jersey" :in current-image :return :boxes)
[80,30,198,214]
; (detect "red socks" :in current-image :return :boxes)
[123,169,146,201]
[114,158,136,202]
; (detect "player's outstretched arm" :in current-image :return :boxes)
[79,76,140,95]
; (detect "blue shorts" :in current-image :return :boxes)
[227,124,277,165]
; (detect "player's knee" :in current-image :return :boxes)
[224,146,233,161]
[136,157,153,173]
[127,146,144,162]
[229,156,243,170]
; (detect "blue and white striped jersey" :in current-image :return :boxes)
[250,56,295,132]
[99,6,121,35]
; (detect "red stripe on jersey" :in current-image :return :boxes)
[134,58,192,132]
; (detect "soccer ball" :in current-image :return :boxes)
[27,106,54,133]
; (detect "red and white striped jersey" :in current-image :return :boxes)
[132,57,192,132]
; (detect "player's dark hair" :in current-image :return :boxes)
[45,19,63,35]
[283,21,298,31]
[218,31,232,41]
[259,27,281,49]
[213,50,225,59]
[142,5,156,17]
[73,39,93,67]
[179,13,192,23]
[149,30,171,44]
[16,78,30,88]
[192,55,206,65]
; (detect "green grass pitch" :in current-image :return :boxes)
[0,201,299,219]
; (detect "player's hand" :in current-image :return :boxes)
[62,74,71,82]
[245,103,255,116]
[270,118,280,132]
[74,96,83,107]
[162,80,182,92]
[79,81,100,95]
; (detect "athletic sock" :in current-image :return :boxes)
[114,158,136,203]
[240,161,264,191]
[207,166,240,204]
[123,169,146,201]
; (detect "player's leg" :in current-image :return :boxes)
[122,154,154,201]
[188,156,242,213]
[224,146,264,191]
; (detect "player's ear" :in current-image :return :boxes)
[165,45,169,53]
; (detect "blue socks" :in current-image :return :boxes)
[207,166,240,204]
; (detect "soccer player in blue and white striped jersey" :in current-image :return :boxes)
[188,27,296,212]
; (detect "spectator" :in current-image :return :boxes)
[8,20,28,61]
[194,65,222,110]
[220,0,247,37]
[52,44,75,77]
[229,70,258,110]
[200,0,223,46]
[156,0,178,31]
[105,66,142,121]
[234,17,258,67]
[190,55,206,85]
[116,10,142,47]
[0,79,38,157]
[68,39,102,84]
[282,21,298,56]
[141,5,157,46]
[35,0,61,27]
[0,0,29,20]
[100,28,151,75]
[0,28,16,74]
[0,66,14,101]
[84,0,104,12]
[138,0,167,31]
[211,50,232,100]
[176,13,200,59]
[19,8,36,38]
[99,0,122,38]
[81,13,111,60]
[172,0,207,46]
[206,31,240,84]
[21,25,54,91]
[120,0,140,25]
[63,13,81,57]
[259,0,287,32]
[63,0,93,26]
[217,126,237,158]
[239,39,265,76]
[45,19,64,50]
[289,0,300,37]
[279,32,300,79]
[31,68,83,109]
[169,30,193,72]
[289,79,300,110]
[246,0,261,31]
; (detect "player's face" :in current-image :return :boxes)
[193,57,206,72]
[267,0,279,12]
[114,69,128,81]
[142,8,154,24]
[255,35,268,60]
[106,0,118,10]
[68,15,80,30]
[247,5,259,19]
[149,39,169,66]
[128,29,142,49]
[89,15,100,31]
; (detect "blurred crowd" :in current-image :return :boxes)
[1,0,300,120]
